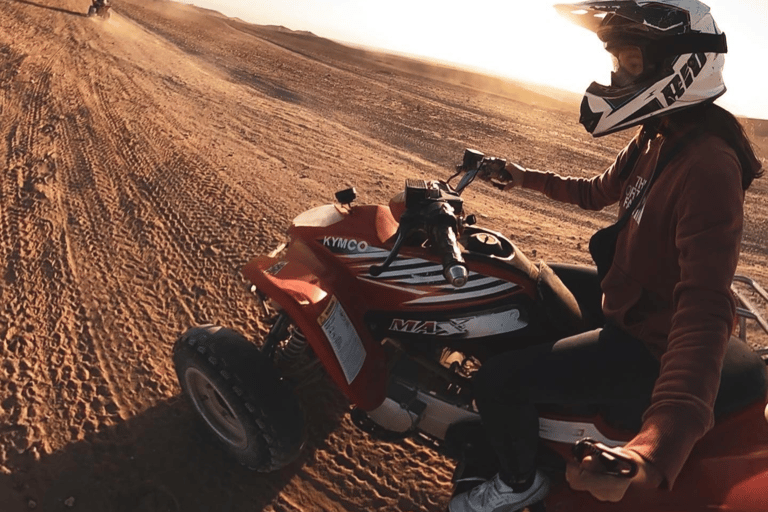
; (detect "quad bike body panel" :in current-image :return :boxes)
[176,150,768,511]
[243,255,387,411]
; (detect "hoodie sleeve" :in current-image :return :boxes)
[521,139,637,210]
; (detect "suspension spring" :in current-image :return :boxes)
[277,326,308,363]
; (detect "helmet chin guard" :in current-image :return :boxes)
[556,0,728,137]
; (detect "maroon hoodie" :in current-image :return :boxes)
[521,128,755,487]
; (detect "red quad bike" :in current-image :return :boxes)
[172,149,768,511]
[87,0,111,19]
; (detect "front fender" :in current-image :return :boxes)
[243,255,387,411]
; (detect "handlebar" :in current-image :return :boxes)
[370,149,510,286]
[370,180,469,286]
[370,199,468,287]
[451,149,510,193]
[428,207,468,288]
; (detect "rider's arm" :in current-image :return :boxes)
[512,139,639,211]
[625,142,744,489]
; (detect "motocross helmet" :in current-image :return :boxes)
[555,0,728,136]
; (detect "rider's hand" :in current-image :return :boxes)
[499,162,526,190]
[480,161,526,190]
[566,445,663,502]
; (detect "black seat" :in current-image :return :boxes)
[601,336,768,431]
[714,337,768,418]
[535,263,768,428]
[540,336,768,433]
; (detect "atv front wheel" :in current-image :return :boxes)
[172,325,305,471]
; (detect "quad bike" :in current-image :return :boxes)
[87,0,111,19]
[172,149,768,511]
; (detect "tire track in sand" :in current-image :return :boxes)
[0,41,114,466]
[76,53,278,334]
[50,40,275,418]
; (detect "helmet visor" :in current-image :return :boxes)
[608,45,645,87]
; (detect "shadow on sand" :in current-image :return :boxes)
[1,387,348,512]
[12,0,87,17]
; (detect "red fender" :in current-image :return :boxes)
[721,470,768,512]
[242,255,387,411]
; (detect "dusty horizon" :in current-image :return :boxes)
[181,0,768,121]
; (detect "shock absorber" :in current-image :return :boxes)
[276,326,324,388]
[277,326,308,363]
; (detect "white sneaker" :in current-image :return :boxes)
[449,471,550,512]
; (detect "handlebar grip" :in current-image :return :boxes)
[572,438,639,479]
[431,223,468,288]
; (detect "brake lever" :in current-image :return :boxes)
[454,167,480,194]
[572,438,639,478]
[369,225,408,277]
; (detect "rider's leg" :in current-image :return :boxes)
[472,322,659,487]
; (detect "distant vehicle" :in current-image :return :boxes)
[87,0,110,19]
[171,148,768,512]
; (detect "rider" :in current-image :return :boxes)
[449,1,763,511]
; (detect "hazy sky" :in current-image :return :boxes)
[185,0,768,119]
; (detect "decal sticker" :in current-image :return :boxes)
[333,248,520,304]
[661,53,707,107]
[318,296,366,384]
[389,318,472,336]
[322,236,370,254]
[388,308,526,338]
[404,280,519,305]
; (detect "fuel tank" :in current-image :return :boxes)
[287,203,545,347]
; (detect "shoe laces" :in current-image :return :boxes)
[469,475,510,508]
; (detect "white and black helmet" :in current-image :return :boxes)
[556,0,728,136]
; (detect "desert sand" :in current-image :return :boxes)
[1,1,766,511]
